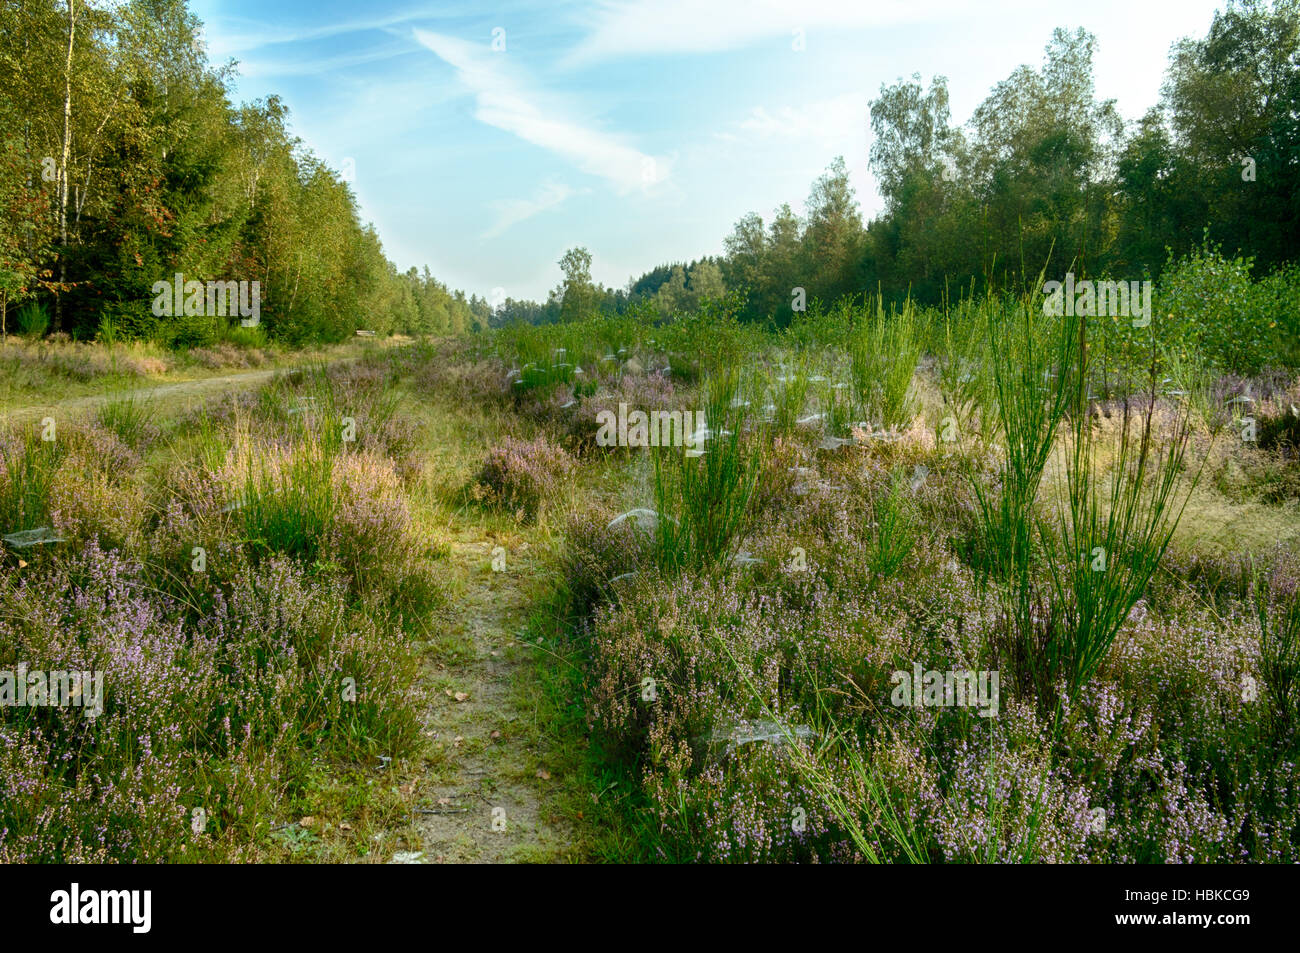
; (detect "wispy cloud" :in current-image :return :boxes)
[202,7,432,58]
[708,91,876,216]
[726,92,869,146]
[562,0,983,65]
[235,41,417,79]
[413,28,669,193]
[482,181,585,238]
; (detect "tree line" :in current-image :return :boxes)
[499,0,1298,328]
[0,0,485,345]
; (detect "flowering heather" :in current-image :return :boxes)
[562,375,1300,861]
[0,338,172,383]
[0,421,146,549]
[349,402,426,484]
[47,466,143,551]
[530,369,678,455]
[179,388,261,433]
[650,743,862,863]
[328,450,423,593]
[44,423,146,548]
[561,505,652,615]
[0,538,419,863]
[63,421,142,478]
[473,434,574,522]
[921,703,1095,863]
[0,426,60,532]
[188,343,269,369]
[399,339,510,405]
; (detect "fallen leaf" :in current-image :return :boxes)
[535,769,551,781]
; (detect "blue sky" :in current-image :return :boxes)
[190,0,1228,302]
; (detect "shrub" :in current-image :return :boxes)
[234,437,337,565]
[0,540,419,862]
[653,366,763,573]
[1158,237,1298,374]
[96,393,160,452]
[472,434,573,521]
[99,299,160,341]
[1041,393,1196,695]
[849,300,921,430]
[0,425,63,532]
[163,312,224,350]
[16,300,49,338]
[968,298,1080,582]
[189,343,267,369]
[328,451,417,589]
[560,505,651,614]
[866,469,918,578]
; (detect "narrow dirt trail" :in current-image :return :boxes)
[403,536,573,863]
[0,347,387,422]
[1,351,578,862]
[0,366,289,422]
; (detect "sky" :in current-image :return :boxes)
[189,0,1229,303]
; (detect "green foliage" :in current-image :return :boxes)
[867,470,918,578]
[218,321,269,350]
[934,303,998,443]
[0,5,474,347]
[95,314,118,346]
[558,247,597,323]
[162,311,223,350]
[968,298,1080,582]
[1252,563,1300,738]
[238,437,336,564]
[1157,237,1298,374]
[0,104,54,330]
[1041,396,1196,694]
[16,301,49,338]
[653,367,762,574]
[0,426,62,532]
[849,300,922,429]
[769,350,812,435]
[96,393,157,450]
[98,300,159,343]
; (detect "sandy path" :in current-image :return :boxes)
[403,537,573,863]
[2,346,577,862]
[0,345,399,422]
[0,366,303,423]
